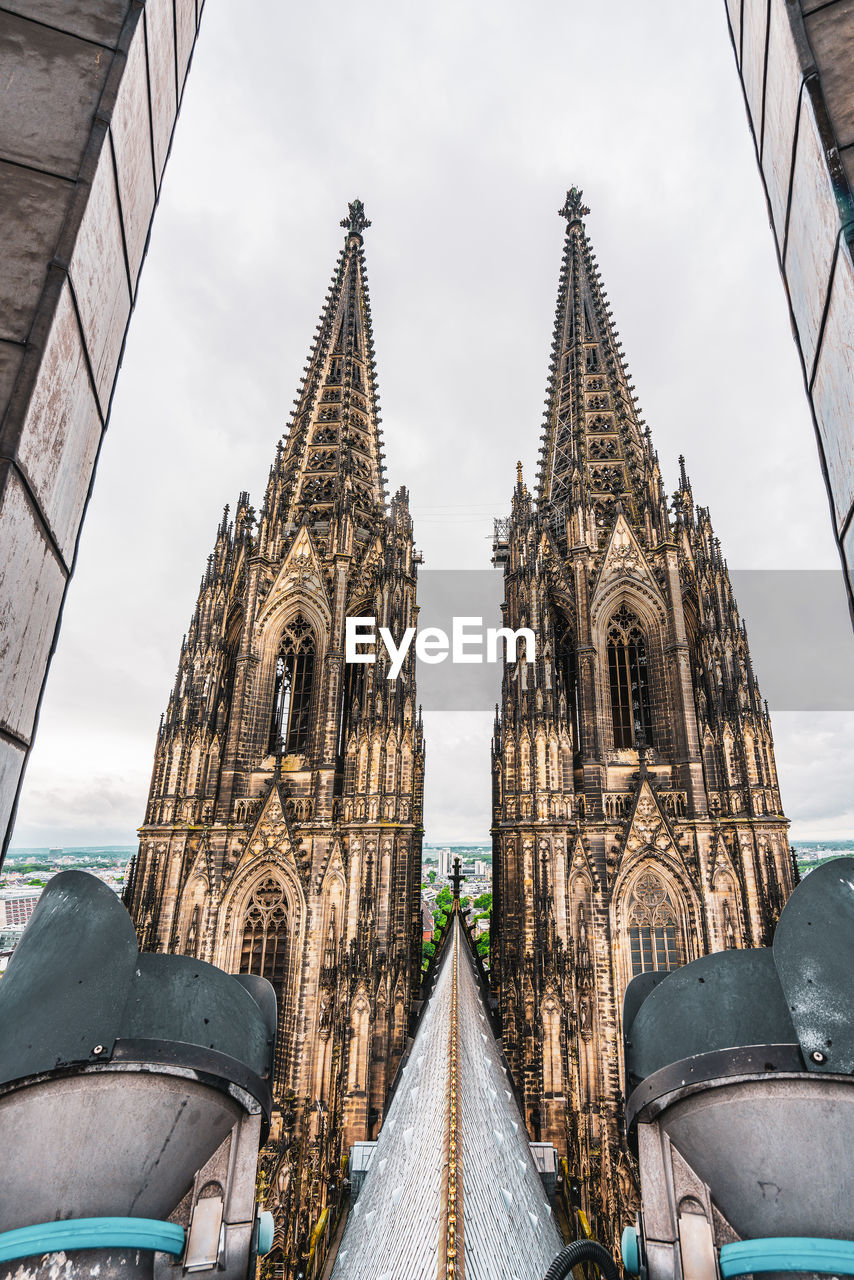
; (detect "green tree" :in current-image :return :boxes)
[473,892,492,912]
[435,886,452,908]
[422,939,436,968]
[428,870,436,884]
[475,929,490,961]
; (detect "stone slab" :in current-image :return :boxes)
[726,0,743,58]
[0,160,74,345]
[804,2,854,152]
[109,19,156,290]
[145,0,178,186]
[0,463,66,742]
[0,341,25,417]
[68,134,132,412]
[811,236,854,535]
[0,0,129,48]
[785,87,839,376]
[0,9,111,179]
[762,0,804,241]
[175,0,198,97]
[17,280,103,564]
[0,737,27,836]
[741,0,769,142]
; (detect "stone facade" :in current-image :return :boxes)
[490,190,796,1247]
[0,1,206,858]
[125,205,425,1279]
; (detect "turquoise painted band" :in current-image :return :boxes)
[0,1217,185,1264]
[720,1237,854,1277]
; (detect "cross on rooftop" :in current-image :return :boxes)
[450,856,466,903]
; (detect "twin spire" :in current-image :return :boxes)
[273,199,386,533]
[272,191,666,546]
[538,187,667,541]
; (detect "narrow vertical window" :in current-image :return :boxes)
[557,623,581,755]
[607,604,652,749]
[269,615,315,754]
[337,658,365,762]
[186,903,200,957]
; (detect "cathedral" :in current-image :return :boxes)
[124,201,425,1277]
[490,188,796,1242]
[124,190,796,1277]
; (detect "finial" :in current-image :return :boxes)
[450,856,466,908]
[559,186,590,226]
[516,459,524,485]
[340,198,371,239]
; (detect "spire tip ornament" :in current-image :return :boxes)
[559,186,590,226]
[341,198,371,239]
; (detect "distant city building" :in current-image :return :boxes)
[474,859,488,876]
[438,847,453,877]
[421,900,434,940]
[726,0,854,621]
[0,894,40,928]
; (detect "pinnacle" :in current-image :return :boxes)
[559,186,590,227]
[537,192,668,542]
[340,197,372,239]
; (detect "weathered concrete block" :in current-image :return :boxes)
[68,135,132,412]
[17,282,103,563]
[784,88,840,378]
[0,0,129,46]
[145,0,179,185]
[812,238,854,534]
[109,20,156,290]
[0,739,27,836]
[762,0,804,240]
[0,10,111,178]
[0,161,74,345]
[741,0,769,141]
[0,464,66,743]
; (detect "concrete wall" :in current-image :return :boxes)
[0,1,205,858]
[725,0,854,624]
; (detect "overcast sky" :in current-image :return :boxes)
[12,0,854,849]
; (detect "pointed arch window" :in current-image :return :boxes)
[269,615,315,754]
[557,627,581,755]
[186,903,200,958]
[607,604,652,749]
[239,877,288,988]
[337,657,366,764]
[627,871,682,976]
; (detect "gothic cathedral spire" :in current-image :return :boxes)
[537,188,668,547]
[260,199,387,551]
[125,202,425,1280]
[492,190,795,1247]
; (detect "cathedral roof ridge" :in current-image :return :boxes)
[329,914,562,1280]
